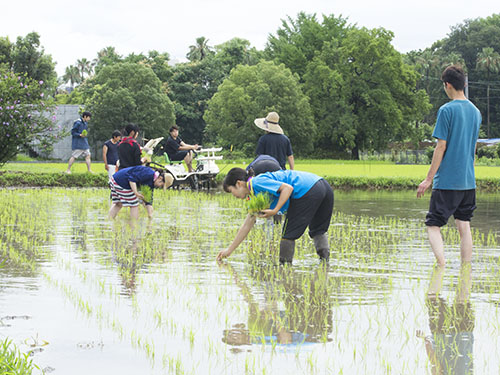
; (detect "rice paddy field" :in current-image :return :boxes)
[1,188,500,374]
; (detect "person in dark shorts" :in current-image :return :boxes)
[417,65,481,266]
[216,168,333,264]
[254,112,294,170]
[161,125,199,172]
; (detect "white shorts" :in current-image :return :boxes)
[71,149,91,158]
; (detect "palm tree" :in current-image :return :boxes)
[62,65,81,88]
[476,47,500,137]
[76,58,93,81]
[187,37,213,61]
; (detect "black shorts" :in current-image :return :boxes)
[425,189,476,227]
[169,150,188,161]
[282,179,334,240]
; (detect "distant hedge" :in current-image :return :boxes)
[2,170,499,191]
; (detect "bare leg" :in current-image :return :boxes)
[145,205,153,219]
[130,206,139,220]
[85,155,93,173]
[66,156,76,173]
[455,219,473,264]
[109,202,123,219]
[456,261,472,303]
[184,151,194,172]
[427,263,445,297]
[427,226,445,266]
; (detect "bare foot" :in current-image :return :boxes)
[65,170,71,174]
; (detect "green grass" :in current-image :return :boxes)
[0,339,37,374]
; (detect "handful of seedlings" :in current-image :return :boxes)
[81,129,88,137]
[140,185,153,204]
[246,192,271,215]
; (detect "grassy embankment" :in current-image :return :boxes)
[1,160,500,190]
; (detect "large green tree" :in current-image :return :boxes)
[0,32,57,93]
[82,62,175,145]
[204,60,314,156]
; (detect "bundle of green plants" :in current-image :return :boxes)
[81,129,87,137]
[0,339,37,374]
[140,185,153,203]
[246,192,271,215]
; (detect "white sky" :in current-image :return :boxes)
[1,0,498,76]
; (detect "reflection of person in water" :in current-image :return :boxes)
[418,263,474,375]
[220,263,333,347]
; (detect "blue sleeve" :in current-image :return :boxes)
[432,107,450,141]
[252,175,283,197]
[71,120,82,137]
[130,167,155,186]
[287,138,293,156]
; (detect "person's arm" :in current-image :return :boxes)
[178,141,198,151]
[287,155,295,170]
[216,214,257,260]
[103,144,109,170]
[417,139,447,198]
[129,181,144,201]
[258,183,293,218]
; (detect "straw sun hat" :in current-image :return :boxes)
[254,112,284,135]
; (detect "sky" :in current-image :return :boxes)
[1,0,498,76]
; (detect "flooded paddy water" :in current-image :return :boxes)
[1,188,500,374]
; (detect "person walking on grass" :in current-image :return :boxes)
[108,165,173,220]
[103,130,121,180]
[216,168,333,265]
[65,111,92,174]
[417,65,482,266]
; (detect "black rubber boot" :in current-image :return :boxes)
[279,239,295,265]
[313,233,330,262]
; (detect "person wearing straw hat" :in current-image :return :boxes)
[254,112,294,170]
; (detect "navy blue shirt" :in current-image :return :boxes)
[103,140,119,166]
[256,134,293,169]
[113,166,155,189]
[71,118,89,150]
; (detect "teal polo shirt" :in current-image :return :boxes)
[432,100,481,190]
[249,170,321,214]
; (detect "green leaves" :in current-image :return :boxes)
[246,192,271,215]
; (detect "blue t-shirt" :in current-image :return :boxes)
[249,170,321,213]
[113,166,155,190]
[432,100,481,190]
[104,140,119,166]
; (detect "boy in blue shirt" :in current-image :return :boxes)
[65,111,92,174]
[216,167,333,264]
[417,65,482,266]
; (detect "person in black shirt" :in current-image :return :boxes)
[118,124,142,171]
[162,125,199,172]
[254,112,294,170]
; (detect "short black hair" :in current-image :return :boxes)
[112,130,121,138]
[441,65,466,91]
[82,111,92,118]
[169,125,179,133]
[124,123,139,136]
[223,167,253,192]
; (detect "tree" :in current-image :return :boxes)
[187,37,213,62]
[266,12,351,80]
[204,60,314,156]
[0,32,57,94]
[83,62,175,145]
[62,65,81,88]
[76,58,93,81]
[93,46,122,75]
[476,47,500,137]
[0,69,63,165]
[304,28,431,158]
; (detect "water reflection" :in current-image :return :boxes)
[419,264,474,374]
[220,262,333,348]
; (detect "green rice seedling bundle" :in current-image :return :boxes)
[81,129,88,137]
[246,192,271,215]
[140,185,153,203]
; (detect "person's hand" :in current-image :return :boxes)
[417,178,432,198]
[104,164,109,171]
[135,192,145,201]
[216,248,232,261]
[257,209,275,219]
